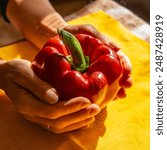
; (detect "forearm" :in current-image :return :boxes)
[6,0,67,48]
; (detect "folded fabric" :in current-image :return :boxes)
[0,11,150,150]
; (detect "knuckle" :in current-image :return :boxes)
[5,66,18,80]
[85,24,94,30]
[5,62,27,84]
[84,24,98,36]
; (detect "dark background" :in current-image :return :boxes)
[115,0,150,22]
[50,0,150,22]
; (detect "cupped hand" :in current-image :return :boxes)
[0,59,100,133]
[63,24,132,106]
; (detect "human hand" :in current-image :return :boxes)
[115,51,132,98]
[63,24,132,107]
[0,59,100,133]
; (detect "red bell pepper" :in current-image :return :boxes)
[32,29,123,104]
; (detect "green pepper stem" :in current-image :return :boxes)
[58,29,89,73]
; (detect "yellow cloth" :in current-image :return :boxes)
[0,11,149,150]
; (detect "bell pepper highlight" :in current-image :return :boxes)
[32,29,123,104]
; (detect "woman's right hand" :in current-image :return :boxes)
[0,59,100,133]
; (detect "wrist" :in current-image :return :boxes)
[6,0,68,49]
[33,12,68,48]
[40,12,68,33]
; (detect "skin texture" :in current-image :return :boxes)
[0,0,132,133]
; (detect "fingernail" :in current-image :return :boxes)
[45,89,59,104]
[87,104,101,115]
[65,97,90,107]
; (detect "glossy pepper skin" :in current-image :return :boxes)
[32,29,123,105]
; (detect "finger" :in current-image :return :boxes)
[108,42,120,52]
[64,24,109,42]
[25,115,95,134]
[122,76,132,88]
[15,92,91,119]
[64,25,120,51]
[88,31,120,51]
[54,117,95,133]
[117,51,132,76]
[26,74,59,104]
[55,104,100,127]
[23,104,100,129]
[117,51,132,88]
[64,24,96,35]
[9,59,58,104]
[117,88,126,98]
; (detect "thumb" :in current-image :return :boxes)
[11,61,59,104]
[18,74,59,104]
